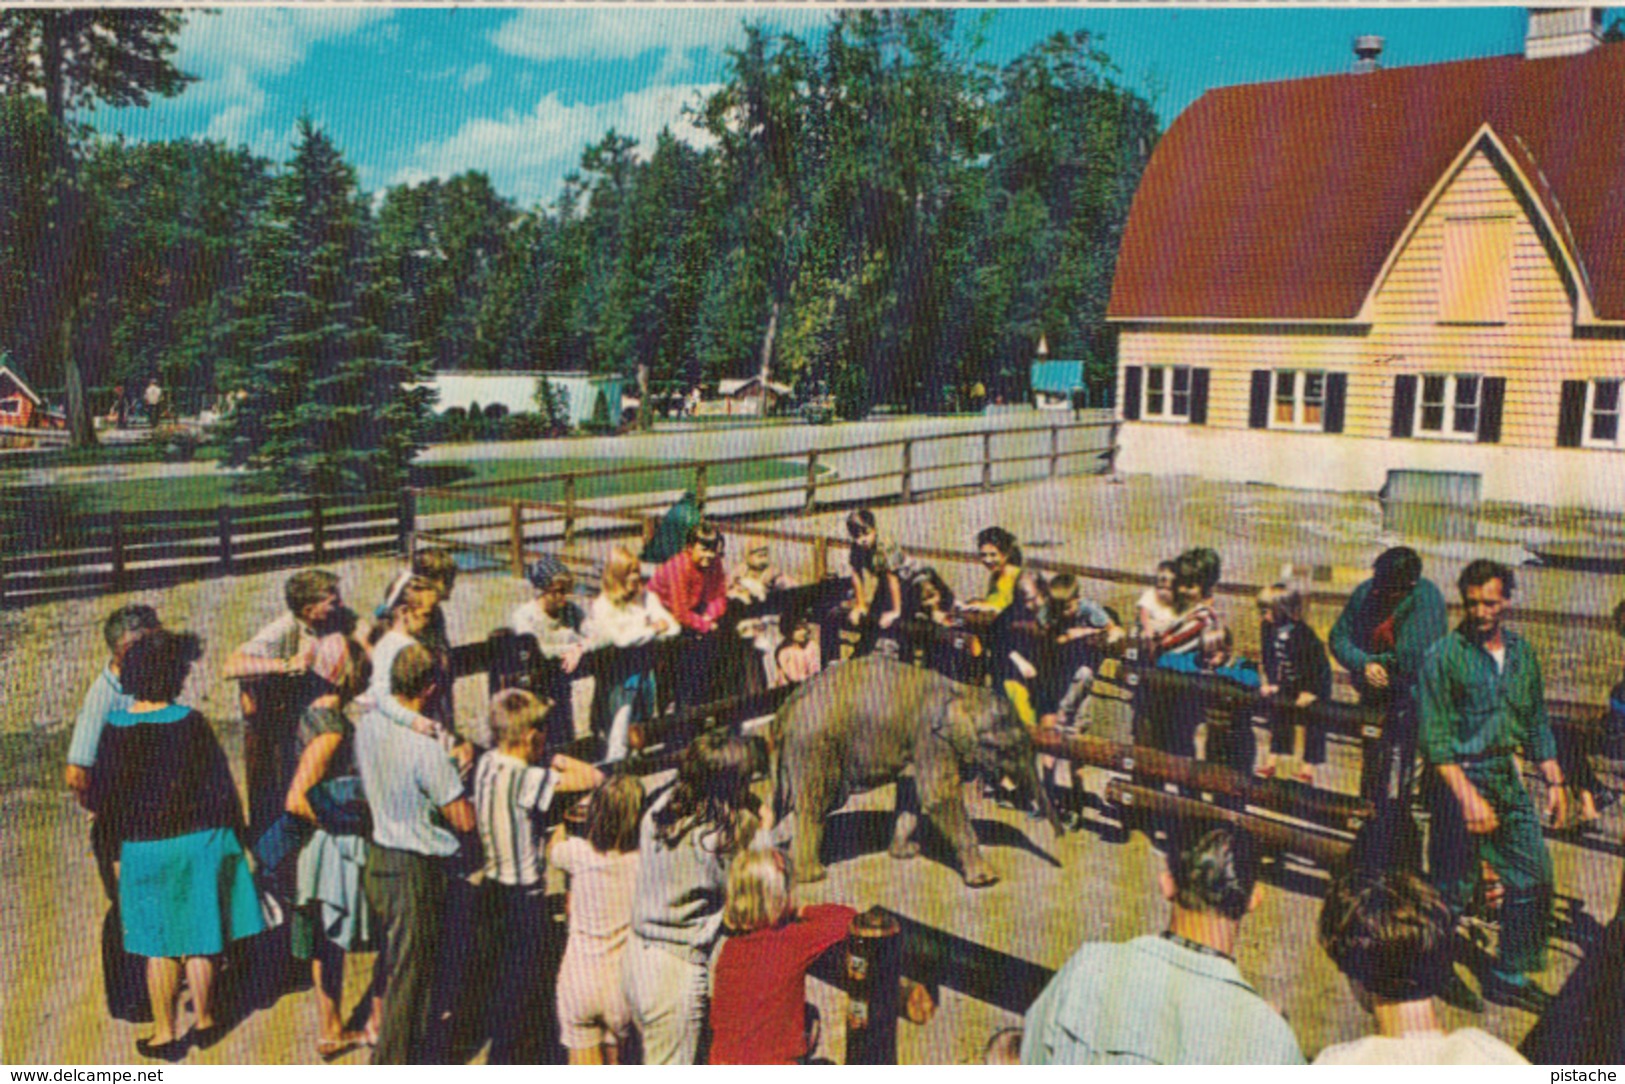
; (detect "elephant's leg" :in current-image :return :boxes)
[787,755,834,883]
[924,795,996,887]
[889,774,921,860]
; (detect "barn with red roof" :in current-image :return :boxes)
[1108,9,1625,509]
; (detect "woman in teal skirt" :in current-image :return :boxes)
[92,630,265,1060]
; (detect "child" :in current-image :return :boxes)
[912,568,979,684]
[1032,574,1124,732]
[821,509,911,667]
[730,542,795,688]
[471,690,602,1064]
[1154,551,1225,662]
[366,575,471,763]
[1256,584,1332,784]
[585,546,677,761]
[1135,560,1181,648]
[512,555,591,747]
[773,611,821,687]
[708,848,856,1064]
[549,774,645,1065]
[1160,626,1262,782]
[728,541,795,604]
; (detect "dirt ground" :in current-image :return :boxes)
[2,471,1622,1065]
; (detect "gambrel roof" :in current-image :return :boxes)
[1108,44,1625,325]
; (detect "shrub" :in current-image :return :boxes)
[484,402,509,420]
[151,425,200,462]
[832,364,873,421]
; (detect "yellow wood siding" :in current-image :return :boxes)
[1118,146,1625,452]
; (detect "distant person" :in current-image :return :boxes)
[1255,583,1333,785]
[648,522,730,707]
[1315,867,1525,1064]
[143,379,164,424]
[224,570,347,834]
[1418,559,1565,1013]
[356,644,475,1065]
[707,848,855,1064]
[1021,824,1303,1064]
[93,631,265,1060]
[1553,597,1625,832]
[549,774,646,1065]
[1329,546,1448,807]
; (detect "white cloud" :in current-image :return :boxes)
[461,63,491,90]
[389,83,721,204]
[489,9,828,75]
[175,9,393,150]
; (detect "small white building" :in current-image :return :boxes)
[418,370,627,429]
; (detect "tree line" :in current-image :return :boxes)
[1,9,1158,491]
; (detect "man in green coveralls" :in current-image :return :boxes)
[1419,559,1567,1013]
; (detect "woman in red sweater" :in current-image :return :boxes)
[708,848,856,1064]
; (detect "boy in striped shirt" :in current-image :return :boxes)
[472,690,602,1062]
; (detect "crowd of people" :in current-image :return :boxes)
[60,506,1624,1065]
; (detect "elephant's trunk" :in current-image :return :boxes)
[1023,755,1064,839]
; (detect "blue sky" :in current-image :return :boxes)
[91,7,1619,208]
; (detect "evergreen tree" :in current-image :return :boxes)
[222,119,427,494]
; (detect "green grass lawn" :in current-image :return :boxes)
[3,455,808,520]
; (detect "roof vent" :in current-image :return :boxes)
[1526,8,1601,59]
[1352,35,1384,73]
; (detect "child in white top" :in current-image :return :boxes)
[1135,560,1181,646]
[584,546,677,761]
[549,774,645,1065]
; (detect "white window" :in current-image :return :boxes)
[0,399,19,415]
[1416,373,1481,440]
[1438,216,1513,324]
[1584,379,1623,449]
[1143,365,1190,421]
[1272,369,1326,430]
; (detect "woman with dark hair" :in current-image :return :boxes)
[621,731,763,1063]
[93,630,265,1060]
[964,525,1044,725]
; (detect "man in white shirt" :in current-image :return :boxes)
[1314,865,1525,1064]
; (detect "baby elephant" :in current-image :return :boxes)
[770,656,1059,886]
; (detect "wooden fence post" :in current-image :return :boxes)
[509,500,525,575]
[310,495,326,562]
[1107,420,1121,476]
[812,535,830,581]
[110,510,125,592]
[805,450,819,513]
[1049,425,1060,478]
[398,489,417,559]
[695,463,708,514]
[0,556,8,610]
[901,440,913,503]
[218,506,234,571]
[563,475,577,545]
[981,432,993,491]
[844,908,902,1065]
[642,515,658,548]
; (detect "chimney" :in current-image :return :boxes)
[1352,35,1384,73]
[1525,8,1601,59]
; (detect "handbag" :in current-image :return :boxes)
[308,775,373,839]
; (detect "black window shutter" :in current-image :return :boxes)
[1248,370,1270,429]
[1189,368,1210,425]
[1391,375,1417,438]
[1323,373,1348,434]
[1121,366,1142,421]
[1556,380,1586,447]
[1477,377,1505,444]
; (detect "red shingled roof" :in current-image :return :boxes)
[1108,44,1625,323]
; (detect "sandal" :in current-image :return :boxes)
[316,1034,364,1061]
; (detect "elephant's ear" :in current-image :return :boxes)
[931,691,982,763]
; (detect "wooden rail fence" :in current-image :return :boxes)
[0,492,414,608]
